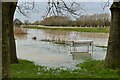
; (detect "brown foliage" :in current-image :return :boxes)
[40,16,70,26]
[14,27,27,34]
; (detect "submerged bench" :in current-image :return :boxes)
[68,40,93,60]
[70,40,93,46]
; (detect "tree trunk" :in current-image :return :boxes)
[0,2,2,79]
[2,2,18,78]
[2,2,11,78]
[105,2,120,69]
[8,2,18,64]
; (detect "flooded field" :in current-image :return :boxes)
[15,29,109,69]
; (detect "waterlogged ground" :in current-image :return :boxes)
[15,29,109,69]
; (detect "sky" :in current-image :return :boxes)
[4,0,120,2]
[14,1,112,23]
[18,0,113,2]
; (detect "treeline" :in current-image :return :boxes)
[75,13,110,27]
[14,13,110,27]
[40,16,70,26]
[40,13,110,27]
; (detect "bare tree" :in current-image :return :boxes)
[2,1,35,78]
[2,2,17,78]
[2,1,84,78]
[76,13,110,27]
[0,1,2,79]
[105,0,120,69]
[2,0,120,79]
[40,16,70,26]
[44,0,84,18]
[101,0,111,11]
[16,1,36,17]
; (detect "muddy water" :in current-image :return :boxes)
[15,29,109,68]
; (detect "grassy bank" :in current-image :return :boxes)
[10,59,119,78]
[23,26,109,33]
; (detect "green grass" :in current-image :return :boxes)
[10,59,119,78]
[23,26,110,33]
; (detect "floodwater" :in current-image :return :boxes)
[15,29,109,69]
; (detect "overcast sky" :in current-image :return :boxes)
[14,1,112,23]
[18,0,113,2]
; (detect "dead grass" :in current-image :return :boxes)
[14,27,27,34]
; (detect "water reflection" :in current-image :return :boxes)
[42,30,71,41]
[15,34,27,40]
[15,29,109,68]
[14,28,28,40]
[42,29,109,46]
[70,52,91,60]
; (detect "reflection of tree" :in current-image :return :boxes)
[14,27,28,41]
[78,32,109,39]
[42,30,109,41]
[42,30,71,41]
[14,27,27,34]
[71,52,91,60]
[14,34,27,40]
